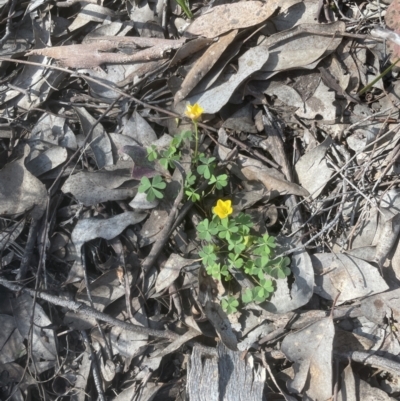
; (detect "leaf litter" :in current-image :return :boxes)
[2,0,400,400]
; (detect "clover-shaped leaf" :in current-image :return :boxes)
[197,156,216,180]
[209,174,228,189]
[217,217,238,240]
[138,175,166,201]
[199,245,218,266]
[197,218,219,241]
[221,296,239,314]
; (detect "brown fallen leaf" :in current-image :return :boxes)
[26,37,186,68]
[185,0,279,39]
[174,30,238,104]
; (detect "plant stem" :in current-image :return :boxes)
[194,121,199,160]
[358,57,400,95]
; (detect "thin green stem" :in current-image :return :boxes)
[193,121,199,160]
[358,57,400,95]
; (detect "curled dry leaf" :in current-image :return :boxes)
[185,0,279,39]
[174,30,238,104]
[27,37,185,68]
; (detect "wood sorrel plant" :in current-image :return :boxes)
[197,199,291,314]
[139,103,228,203]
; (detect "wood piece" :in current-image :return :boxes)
[187,343,266,401]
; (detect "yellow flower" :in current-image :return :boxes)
[185,103,204,121]
[213,199,233,219]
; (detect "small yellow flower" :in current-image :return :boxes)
[213,199,233,219]
[185,103,204,121]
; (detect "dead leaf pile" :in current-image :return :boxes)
[1,0,400,400]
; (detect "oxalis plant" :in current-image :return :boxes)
[138,103,227,202]
[197,199,291,314]
[138,103,291,314]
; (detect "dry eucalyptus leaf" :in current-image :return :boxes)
[0,220,24,251]
[373,189,400,267]
[26,146,68,177]
[281,317,334,400]
[71,212,146,258]
[155,254,196,293]
[185,0,279,39]
[174,30,238,104]
[186,45,270,114]
[0,314,26,364]
[121,111,157,147]
[261,21,345,72]
[360,289,400,325]
[67,4,115,32]
[265,237,314,314]
[169,37,213,67]
[295,136,333,199]
[74,107,113,169]
[312,253,389,304]
[0,145,47,219]
[62,170,136,206]
[218,144,309,198]
[11,293,57,362]
[270,0,322,31]
[66,212,146,284]
[154,328,201,358]
[27,37,185,68]
[3,16,66,112]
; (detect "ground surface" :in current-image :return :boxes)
[1,0,400,400]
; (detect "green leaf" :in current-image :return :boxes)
[235,213,253,228]
[209,174,228,189]
[138,175,166,202]
[267,257,291,279]
[146,145,158,161]
[221,296,239,314]
[197,218,219,241]
[199,245,218,266]
[228,253,244,269]
[175,0,193,18]
[138,176,152,192]
[185,188,200,202]
[197,156,216,180]
[151,175,167,189]
[185,171,197,187]
[217,218,238,240]
[242,289,254,304]
[227,234,246,254]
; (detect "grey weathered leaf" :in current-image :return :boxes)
[185,0,279,39]
[186,45,270,114]
[62,170,135,206]
[155,254,196,293]
[295,136,333,199]
[11,293,57,362]
[174,30,238,104]
[265,237,314,314]
[312,253,389,304]
[0,145,47,219]
[281,317,334,400]
[75,107,113,169]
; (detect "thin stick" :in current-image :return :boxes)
[0,277,180,340]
